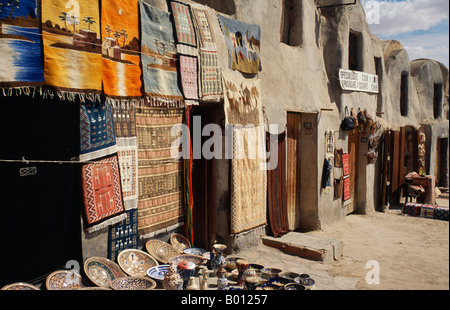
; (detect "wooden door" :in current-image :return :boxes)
[347,127,360,214]
[286,113,301,230]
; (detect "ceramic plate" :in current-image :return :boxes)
[146,264,170,282]
[45,270,87,290]
[260,268,283,279]
[110,276,156,290]
[117,249,159,277]
[84,257,126,288]
[183,247,208,256]
[146,239,180,264]
[1,282,40,290]
[168,254,206,267]
[170,234,191,253]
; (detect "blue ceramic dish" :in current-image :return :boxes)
[146,264,170,282]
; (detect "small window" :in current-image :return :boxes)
[400,72,409,116]
[281,0,302,46]
[433,83,443,119]
[349,31,362,71]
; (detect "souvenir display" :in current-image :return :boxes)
[117,249,159,277]
[110,276,156,290]
[146,239,180,264]
[84,257,126,288]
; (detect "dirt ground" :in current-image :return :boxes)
[236,198,449,290]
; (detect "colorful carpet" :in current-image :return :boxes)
[190,4,223,101]
[135,106,185,239]
[139,0,183,104]
[179,55,199,101]
[169,1,198,56]
[231,125,267,234]
[221,70,262,126]
[79,101,117,162]
[108,209,139,261]
[41,0,102,101]
[217,14,261,74]
[0,0,44,88]
[81,155,127,233]
[101,0,143,102]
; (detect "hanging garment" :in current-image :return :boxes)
[267,131,289,238]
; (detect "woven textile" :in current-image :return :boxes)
[101,0,143,101]
[190,5,222,101]
[222,70,263,126]
[403,203,422,217]
[231,125,267,234]
[108,209,139,261]
[434,207,449,221]
[139,0,183,104]
[420,204,436,219]
[179,55,199,101]
[81,155,127,233]
[217,14,261,74]
[169,1,197,56]
[80,101,117,161]
[136,106,185,239]
[267,131,289,238]
[41,0,102,100]
[0,0,44,88]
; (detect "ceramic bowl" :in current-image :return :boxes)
[1,282,40,290]
[45,270,87,290]
[295,274,316,289]
[168,254,206,267]
[183,247,209,256]
[110,276,156,290]
[279,271,300,282]
[249,263,264,273]
[284,283,306,290]
[146,239,180,264]
[268,277,291,288]
[261,283,281,290]
[170,234,191,253]
[84,257,126,288]
[260,268,283,279]
[117,249,159,277]
[146,264,170,282]
[225,257,242,270]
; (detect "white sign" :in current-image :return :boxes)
[339,69,379,94]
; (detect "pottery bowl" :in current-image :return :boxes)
[117,249,159,277]
[168,254,206,267]
[170,234,191,253]
[284,283,306,290]
[183,247,209,256]
[146,239,180,264]
[268,277,291,288]
[146,264,170,282]
[260,268,283,279]
[261,283,281,290]
[84,257,126,288]
[45,270,87,290]
[1,282,40,290]
[110,276,156,290]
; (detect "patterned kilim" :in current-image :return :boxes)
[0,0,44,88]
[108,209,139,261]
[101,0,143,102]
[231,125,267,234]
[217,14,261,74]
[139,0,183,105]
[41,0,102,100]
[420,204,436,219]
[179,55,199,101]
[80,101,117,161]
[403,203,422,217]
[136,106,185,239]
[190,4,222,101]
[221,70,263,126]
[111,101,138,211]
[81,155,127,233]
[434,207,449,221]
[169,1,197,56]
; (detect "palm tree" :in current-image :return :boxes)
[105,24,112,37]
[59,12,68,30]
[113,30,122,45]
[121,29,128,47]
[68,14,79,33]
[7,0,20,19]
[83,16,95,30]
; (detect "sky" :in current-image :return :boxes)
[361,0,449,66]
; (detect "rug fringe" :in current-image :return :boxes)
[86,213,128,234]
[139,222,185,240]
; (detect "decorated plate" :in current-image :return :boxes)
[170,234,191,253]
[110,276,156,290]
[117,249,159,277]
[168,254,206,267]
[183,247,209,256]
[146,264,170,282]
[1,282,40,290]
[84,257,126,288]
[45,270,87,290]
[145,239,180,264]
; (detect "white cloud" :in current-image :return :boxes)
[362,0,449,36]
[401,33,449,65]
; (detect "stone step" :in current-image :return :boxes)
[262,232,344,264]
